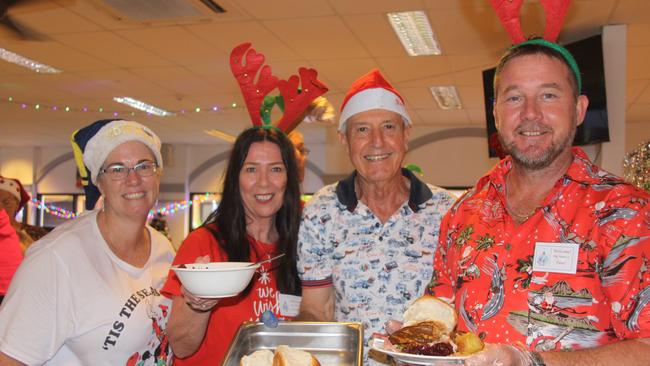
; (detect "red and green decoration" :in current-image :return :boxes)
[230,42,329,133]
[404,163,424,176]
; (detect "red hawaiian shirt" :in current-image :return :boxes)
[430,148,650,351]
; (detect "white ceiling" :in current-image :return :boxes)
[0,0,649,146]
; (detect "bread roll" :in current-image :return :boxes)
[240,349,274,366]
[273,345,321,366]
[402,295,457,333]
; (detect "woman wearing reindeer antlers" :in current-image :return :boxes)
[161,43,329,365]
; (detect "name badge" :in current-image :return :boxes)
[532,242,579,274]
[278,293,301,317]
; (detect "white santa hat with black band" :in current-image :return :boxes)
[338,68,411,131]
[71,119,163,210]
[81,120,163,185]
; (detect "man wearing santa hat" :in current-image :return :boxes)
[296,69,455,364]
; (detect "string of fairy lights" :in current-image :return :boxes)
[2,96,242,117]
[31,193,218,220]
[9,94,332,221]
[6,95,233,220]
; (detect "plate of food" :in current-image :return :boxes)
[369,295,484,365]
[369,338,468,365]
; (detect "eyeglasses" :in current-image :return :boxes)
[99,161,159,180]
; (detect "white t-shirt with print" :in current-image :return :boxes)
[0,210,175,366]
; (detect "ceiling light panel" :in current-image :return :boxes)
[430,86,462,109]
[0,48,62,74]
[113,97,174,117]
[387,11,441,56]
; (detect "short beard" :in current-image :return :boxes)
[499,120,577,171]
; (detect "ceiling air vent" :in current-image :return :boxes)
[101,0,225,22]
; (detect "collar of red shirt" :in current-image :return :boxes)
[477,147,625,195]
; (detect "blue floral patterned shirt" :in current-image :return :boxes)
[297,168,455,364]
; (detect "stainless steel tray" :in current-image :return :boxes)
[222,321,363,366]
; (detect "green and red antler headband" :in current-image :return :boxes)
[489,0,581,92]
[230,42,329,133]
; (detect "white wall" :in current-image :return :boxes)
[600,25,627,176]
[0,147,35,186]
[37,148,80,193]
[627,122,650,154]
[406,127,498,187]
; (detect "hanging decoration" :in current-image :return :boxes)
[30,198,76,219]
[30,193,220,220]
[1,96,244,117]
[623,140,650,193]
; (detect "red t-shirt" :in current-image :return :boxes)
[0,210,22,295]
[161,225,293,365]
[431,148,650,351]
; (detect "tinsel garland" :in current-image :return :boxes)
[623,140,650,193]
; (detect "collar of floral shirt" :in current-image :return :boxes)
[335,167,433,213]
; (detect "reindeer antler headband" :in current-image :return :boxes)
[490,0,581,92]
[230,42,329,133]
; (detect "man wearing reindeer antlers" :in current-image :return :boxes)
[296,69,456,364]
[431,1,650,365]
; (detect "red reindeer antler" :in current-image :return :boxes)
[230,42,329,133]
[230,43,279,126]
[490,0,525,44]
[490,0,571,44]
[275,68,329,133]
[540,0,570,42]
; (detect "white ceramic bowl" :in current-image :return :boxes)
[172,262,261,298]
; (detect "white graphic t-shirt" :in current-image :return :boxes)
[0,210,175,365]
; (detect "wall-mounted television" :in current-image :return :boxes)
[483,34,610,158]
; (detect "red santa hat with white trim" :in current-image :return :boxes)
[338,68,411,131]
[0,175,30,211]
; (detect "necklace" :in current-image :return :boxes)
[504,195,540,223]
[504,184,538,223]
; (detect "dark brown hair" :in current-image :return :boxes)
[203,127,302,296]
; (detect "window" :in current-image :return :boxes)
[36,193,84,229]
[188,192,221,231]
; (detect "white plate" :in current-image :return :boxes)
[368,338,468,365]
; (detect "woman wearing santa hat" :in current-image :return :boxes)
[0,176,47,306]
[0,119,175,366]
